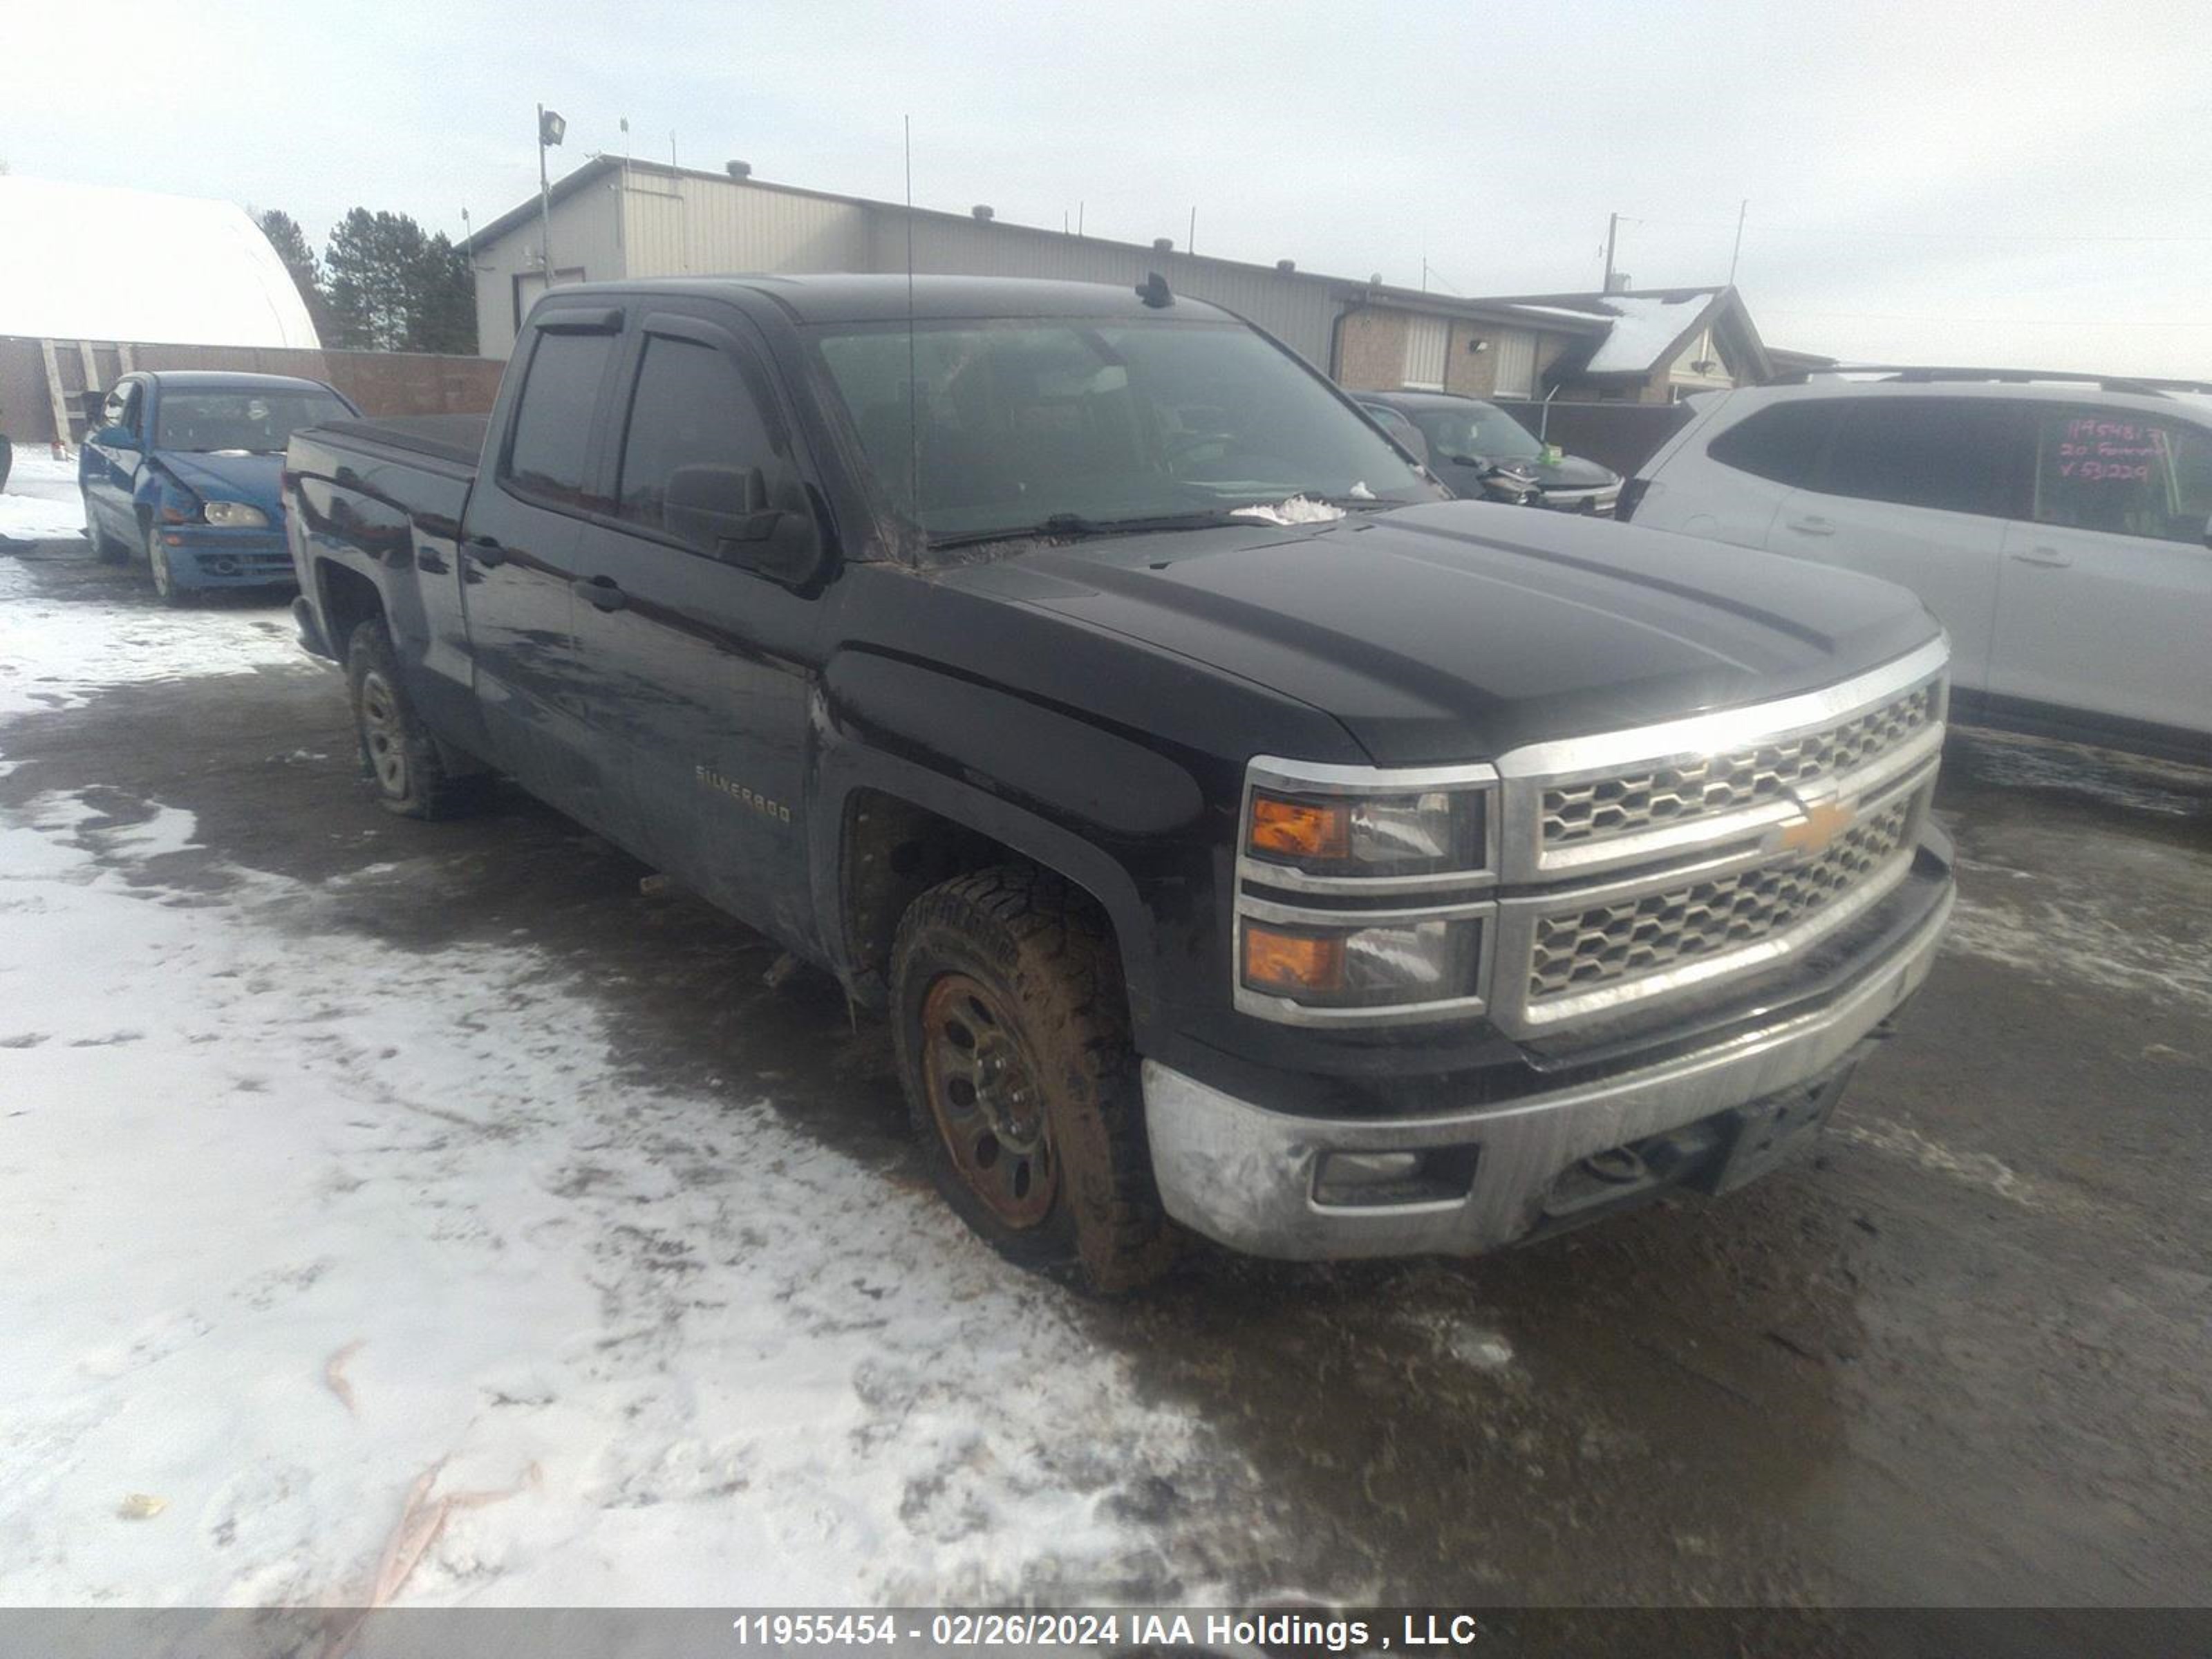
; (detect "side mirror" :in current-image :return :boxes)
[92,423,140,451]
[79,390,107,424]
[665,463,832,590]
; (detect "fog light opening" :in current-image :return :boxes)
[1313,1145,1479,1209]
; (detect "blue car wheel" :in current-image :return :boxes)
[144,521,191,608]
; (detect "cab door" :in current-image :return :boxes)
[1990,405,2212,741]
[563,309,829,948]
[458,306,625,827]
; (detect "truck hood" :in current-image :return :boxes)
[156,450,285,516]
[978,500,1940,765]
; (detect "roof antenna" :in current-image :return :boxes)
[1136,270,1173,308]
[905,115,922,541]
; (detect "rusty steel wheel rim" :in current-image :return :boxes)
[919,972,1058,1229]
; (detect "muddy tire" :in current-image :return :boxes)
[892,865,1176,1294]
[345,619,480,820]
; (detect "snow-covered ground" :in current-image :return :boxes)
[0,561,1237,1607]
[1,447,89,545]
[0,556,303,719]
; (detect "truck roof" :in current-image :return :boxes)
[552,273,1238,326]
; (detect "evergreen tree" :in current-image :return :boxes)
[317,207,479,356]
[406,232,478,355]
[254,207,333,337]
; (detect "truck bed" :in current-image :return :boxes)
[312,414,487,474]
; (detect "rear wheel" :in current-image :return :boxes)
[345,619,482,819]
[892,865,1175,1293]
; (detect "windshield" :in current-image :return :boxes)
[812,318,1440,543]
[1410,400,1546,463]
[152,388,351,453]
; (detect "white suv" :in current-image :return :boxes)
[1624,373,2212,765]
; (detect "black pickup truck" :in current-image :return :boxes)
[284,274,1956,1291]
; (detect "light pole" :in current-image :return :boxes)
[536,104,566,286]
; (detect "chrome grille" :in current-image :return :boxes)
[1540,683,1938,850]
[1528,792,1918,1002]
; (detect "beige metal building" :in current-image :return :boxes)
[460,156,1613,382]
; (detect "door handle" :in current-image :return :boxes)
[1784,516,1835,536]
[2009,548,2072,569]
[465,536,507,568]
[573,575,628,612]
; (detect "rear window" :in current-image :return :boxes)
[2032,407,2212,543]
[1705,400,1837,486]
[505,329,615,507]
[1824,397,2018,518]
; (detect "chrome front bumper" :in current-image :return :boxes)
[1145,876,1952,1260]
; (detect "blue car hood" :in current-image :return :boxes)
[158,451,284,515]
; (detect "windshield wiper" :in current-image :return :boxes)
[926,509,1244,552]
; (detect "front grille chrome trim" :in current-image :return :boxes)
[1493,637,1950,886]
[1487,766,1936,1035]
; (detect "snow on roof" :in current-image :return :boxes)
[0,177,319,350]
[1582,293,1714,375]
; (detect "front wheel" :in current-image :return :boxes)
[891,865,1175,1293]
[144,521,189,605]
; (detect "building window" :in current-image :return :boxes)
[1492,331,1537,399]
[1402,316,1447,391]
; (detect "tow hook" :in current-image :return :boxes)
[1581,1145,1650,1185]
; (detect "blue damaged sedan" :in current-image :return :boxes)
[80,371,357,603]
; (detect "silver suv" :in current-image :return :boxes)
[1625,371,2212,765]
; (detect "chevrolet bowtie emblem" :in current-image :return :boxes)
[1777,799,1856,858]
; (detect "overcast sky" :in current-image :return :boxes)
[10,0,2210,375]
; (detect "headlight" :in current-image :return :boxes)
[1241,913,1484,1010]
[1246,786,1486,879]
[203,500,270,529]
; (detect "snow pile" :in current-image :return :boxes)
[1230,494,1346,526]
[0,558,306,718]
[1,447,88,545]
[0,176,319,349]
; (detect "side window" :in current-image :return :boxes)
[102,384,130,429]
[1705,400,1837,487]
[504,328,616,509]
[2032,408,2212,545]
[613,333,777,553]
[1821,397,2017,517]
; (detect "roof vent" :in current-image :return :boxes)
[971,204,995,222]
[1153,237,1174,252]
[1276,259,1295,273]
[726,160,752,180]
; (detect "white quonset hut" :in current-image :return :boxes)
[0,176,319,350]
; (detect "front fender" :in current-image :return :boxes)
[812,649,1219,1048]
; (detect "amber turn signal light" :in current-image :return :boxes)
[1242,922,1346,995]
[1248,793,1349,862]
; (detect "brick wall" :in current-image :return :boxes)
[1333,309,1409,391]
